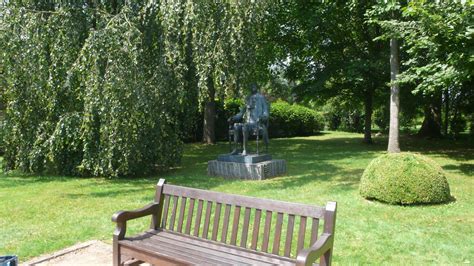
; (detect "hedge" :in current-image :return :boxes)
[269,101,324,138]
[183,99,323,141]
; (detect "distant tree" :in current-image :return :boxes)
[265,1,390,143]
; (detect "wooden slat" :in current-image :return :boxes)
[161,195,171,229]
[310,218,319,245]
[284,214,295,257]
[177,197,187,233]
[169,195,179,231]
[221,204,232,243]
[230,206,241,245]
[193,200,204,237]
[212,203,222,241]
[240,207,251,248]
[250,209,262,250]
[272,212,283,255]
[296,216,307,254]
[185,198,195,234]
[163,185,325,218]
[202,201,213,239]
[141,231,296,265]
[262,211,272,252]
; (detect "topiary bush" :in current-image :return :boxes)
[269,101,323,138]
[359,153,451,205]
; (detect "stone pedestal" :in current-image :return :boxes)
[208,159,286,180]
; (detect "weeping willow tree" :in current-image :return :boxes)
[190,1,266,144]
[0,2,188,177]
[0,1,269,176]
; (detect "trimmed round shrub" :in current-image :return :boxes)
[359,153,451,205]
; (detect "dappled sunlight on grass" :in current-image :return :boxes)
[0,131,473,264]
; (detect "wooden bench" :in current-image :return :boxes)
[112,179,337,266]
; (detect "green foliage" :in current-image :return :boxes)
[360,153,451,205]
[0,120,4,155]
[451,115,467,137]
[0,4,185,177]
[321,98,364,133]
[373,105,389,133]
[269,101,323,138]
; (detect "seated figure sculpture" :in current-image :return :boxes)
[228,83,269,155]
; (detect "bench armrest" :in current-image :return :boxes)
[112,202,160,240]
[112,202,161,223]
[295,233,334,266]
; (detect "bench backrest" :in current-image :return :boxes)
[153,179,336,259]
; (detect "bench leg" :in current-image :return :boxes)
[320,248,332,266]
[113,240,121,266]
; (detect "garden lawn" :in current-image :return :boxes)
[0,131,473,264]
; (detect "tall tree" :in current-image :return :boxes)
[266,1,389,143]
[373,1,473,139]
[388,37,401,152]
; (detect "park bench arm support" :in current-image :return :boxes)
[112,202,161,240]
[295,233,334,266]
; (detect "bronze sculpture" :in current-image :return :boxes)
[228,84,269,155]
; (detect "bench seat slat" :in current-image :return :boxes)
[122,237,229,265]
[122,230,296,265]
[163,185,325,218]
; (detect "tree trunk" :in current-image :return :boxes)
[444,88,449,136]
[418,95,442,138]
[387,38,401,153]
[203,76,216,144]
[363,88,373,144]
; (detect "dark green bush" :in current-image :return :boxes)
[373,106,389,133]
[269,101,323,138]
[321,101,364,132]
[451,115,467,137]
[359,153,451,205]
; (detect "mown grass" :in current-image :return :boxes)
[0,131,473,264]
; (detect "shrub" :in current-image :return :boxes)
[373,106,389,133]
[359,153,451,205]
[321,101,364,132]
[269,101,323,138]
[451,115,467,137]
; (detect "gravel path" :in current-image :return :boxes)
[23,241,111,266]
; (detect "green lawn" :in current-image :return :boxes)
[0,131,473,264]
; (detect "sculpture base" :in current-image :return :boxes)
[217,153,272,164]
[208,159,286,180]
